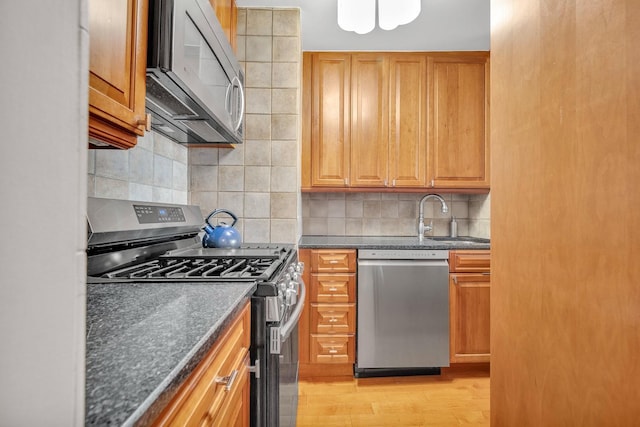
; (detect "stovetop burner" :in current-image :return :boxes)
[98,255,283,281]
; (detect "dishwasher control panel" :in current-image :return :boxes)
[358,249,449,260]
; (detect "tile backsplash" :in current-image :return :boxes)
[88,131,188,204]
[302,192,491,239]
[189,8,301,245]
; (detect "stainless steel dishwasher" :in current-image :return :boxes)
[355,249,450,377]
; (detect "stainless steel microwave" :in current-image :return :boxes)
[146,0,244,144]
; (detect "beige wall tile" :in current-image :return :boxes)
[327,199,346,217]
[190,165,218,192]
[309,199,329,217]
[271,166,297,192]
[271,140,297,167]
[271,192,297,218]
[271,219,298,244]
[363,200,381,218]
[218,144,245,166]
[272,88,298,114]
[95,149,128,179]
[246,62,272,88]
[189,147,218,166]
[236,8,247,36]
[87,175,95,197]
[152,187,173,203]
[380,201,398,218]
[272,62,298,88]
[246,36,272,62]
[273,37,299,62]
[246,9,272,36]
[245,192,270,218]
[217,192,244,216]
[94,176,128,199]
[398,200,416,218]
[245,166,271,192]
[236,36,246,62]
[129,146,154,185]
[245,114,271,140]
[129,183,153,202]
[303,218,328,235]
[172,161,188,191]
[191,192,217,216]
[345,218,363,235]
[272,114,297,140]
[245,88,271,114]
[153,154,173,188]
[244,219,271,243]
[245,140,272,166]
[327,218,346,235]
[273,9,299,37]
[219,165,244,191]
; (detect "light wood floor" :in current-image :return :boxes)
[297,368,489,427]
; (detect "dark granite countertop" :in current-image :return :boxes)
[298,235,490,250]
[85,281,256,426]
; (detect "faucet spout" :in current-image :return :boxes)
[418,194,449,241]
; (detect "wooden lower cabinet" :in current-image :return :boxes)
[449,250,491,364]
[299,249,357,377]
[152,302,250,426]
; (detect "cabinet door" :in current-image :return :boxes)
[310,53,351,187]
[350,53,389,187]
[209,0,237,51]
[88,0,148,149]
[450,273,490,363]
[429,54,489,188]
[388,54,427,187]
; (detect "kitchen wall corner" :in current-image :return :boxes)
[189,7,302,245]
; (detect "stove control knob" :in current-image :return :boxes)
[295,262,304,274]
[278,281,287,292]
[285,288,297,306]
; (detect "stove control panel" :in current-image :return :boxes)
[133,204,186,224]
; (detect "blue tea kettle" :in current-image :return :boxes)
[202,209,242,248]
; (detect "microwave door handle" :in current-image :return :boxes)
[225,81,233,115]
[233,76,245,132]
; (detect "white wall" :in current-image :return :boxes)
[0,1,87,425]
[236,0,490,51]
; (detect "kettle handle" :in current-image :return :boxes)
[205,209,238,228]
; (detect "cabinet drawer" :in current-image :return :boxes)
[311,249,356,272]
[310,273,356,303]
[153,303,250,426]
[310,304,356,334]
[449,250,491,272]
[310,335,355,364]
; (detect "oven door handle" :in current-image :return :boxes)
[279,277,306,342]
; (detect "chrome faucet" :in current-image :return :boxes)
[418,194,449,241]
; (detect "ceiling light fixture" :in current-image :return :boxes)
[337,0,421,35]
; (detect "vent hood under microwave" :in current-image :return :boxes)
[146,0,244,145]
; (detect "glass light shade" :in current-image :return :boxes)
[337,0,376,34]
[378,0,421,31]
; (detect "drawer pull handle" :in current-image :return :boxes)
[329,260,339,264]
[329,318,338,323]
[329,349,338,354]
[328,287,338,292]
[215,369,239,392]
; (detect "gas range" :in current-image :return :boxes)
[86,197,305,427]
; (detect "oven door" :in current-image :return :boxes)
[277,322,299,427]
[266,278,305,427]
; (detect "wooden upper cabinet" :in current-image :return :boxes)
[210,0,237,51]
[350,54,389,187]
[302,51,489,191]
[429,54,489,188]
[88,0,149,149]
[308,52,351,187]
[389,54,428,187]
